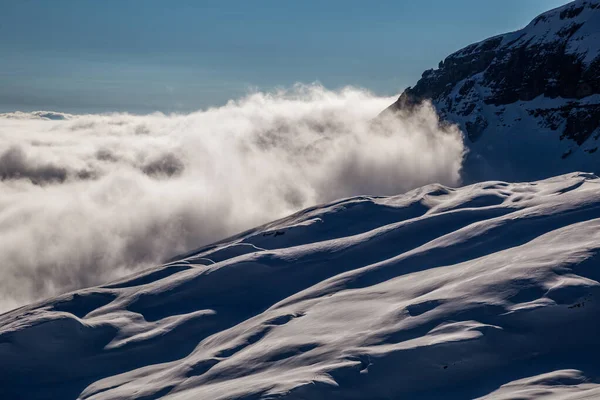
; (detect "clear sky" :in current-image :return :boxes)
[1,0,570,114]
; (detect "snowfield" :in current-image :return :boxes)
[2,172,600,399]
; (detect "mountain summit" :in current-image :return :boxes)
[387,0,600,182]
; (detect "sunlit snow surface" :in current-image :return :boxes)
[2,172,600,399]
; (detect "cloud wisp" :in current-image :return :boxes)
[0,84,465,311]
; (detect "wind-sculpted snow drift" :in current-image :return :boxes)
[0,85,464,311]
[2,172,600,399]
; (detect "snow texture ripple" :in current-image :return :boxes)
[1,172,600,399]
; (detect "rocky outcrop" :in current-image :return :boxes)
[387,0,600,181]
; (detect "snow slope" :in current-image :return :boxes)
[2,172,600,399]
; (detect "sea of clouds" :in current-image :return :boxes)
[0,84,465,311]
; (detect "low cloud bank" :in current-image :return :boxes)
[0,84,464,311]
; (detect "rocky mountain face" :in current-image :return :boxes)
[387,0,600,182]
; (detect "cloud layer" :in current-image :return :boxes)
[0,85,464,311]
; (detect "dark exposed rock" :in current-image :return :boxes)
[391,3,600,115]
[465,116,488,142]
[560,5,585,19]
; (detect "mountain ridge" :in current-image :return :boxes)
[387,0,600,182]
[2,172,600,399]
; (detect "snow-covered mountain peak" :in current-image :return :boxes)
[470,0,600,63]
[521,0,600,61]
[387,0,600,183]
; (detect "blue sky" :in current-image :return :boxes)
[1,0,570,114]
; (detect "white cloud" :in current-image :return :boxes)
[0,84,464,311]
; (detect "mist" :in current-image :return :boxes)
[0,84,464,311]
